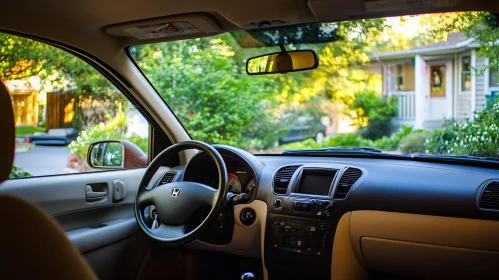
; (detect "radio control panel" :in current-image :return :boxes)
[271,196,334,219]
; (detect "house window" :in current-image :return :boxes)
[489,66,499,88]
[461,55,472,91]
[389,64,404,91]
[430,65,446,97]
[487,66,499,109]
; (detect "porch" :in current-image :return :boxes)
[383,54,477,130]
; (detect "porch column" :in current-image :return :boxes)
[414,55,426,129]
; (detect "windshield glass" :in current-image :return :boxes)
[130,12,499,157]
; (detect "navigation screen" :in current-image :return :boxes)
[296,170,336,196]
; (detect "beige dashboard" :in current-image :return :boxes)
[332,211,499,279]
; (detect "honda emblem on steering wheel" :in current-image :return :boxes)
[171,188,182,197]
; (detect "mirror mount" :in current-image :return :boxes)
[279,43,287,53]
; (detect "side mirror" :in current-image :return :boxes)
[87,140,147,169]
[246,50,318,75]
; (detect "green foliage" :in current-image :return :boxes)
[425,124,458,154]
[425,103,499,156]
[131,35,284,149]
[281,125,423,153]
[68,111,148,161]
[399,131,432,154]
[425,108,499,157]
[345,90,398,140]
[15,126,45,137]
[0,33,125,131]
[450,104,499,157]
[9,165,31,179]
[372,125,417,151]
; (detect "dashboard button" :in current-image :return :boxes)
[240,208,256,226]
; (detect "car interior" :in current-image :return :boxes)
[2,0,499,280]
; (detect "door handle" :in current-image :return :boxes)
[86,184,108,201]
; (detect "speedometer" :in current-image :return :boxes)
[228,173,242,193]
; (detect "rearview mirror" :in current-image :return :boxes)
[87,140,148,169]
[246,50,318,75]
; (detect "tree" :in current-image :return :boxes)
[0,33,126,130]
[130,34,284,148]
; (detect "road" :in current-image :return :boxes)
[14,145,71,177]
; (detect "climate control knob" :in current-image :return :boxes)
[325,203,334,214]
[273,198,283,209]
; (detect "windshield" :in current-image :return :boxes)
[130,12,499,158]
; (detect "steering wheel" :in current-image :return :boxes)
[134,140,228,245]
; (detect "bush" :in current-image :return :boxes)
[280,125,426,153]
[425,124,458,154]
[281,134,373,150]
[68,111,148,161]
[425,103,499,157]
[346,90,398,140]
[398,131,431,154]
[372,125,417,151]
[450,103,499,157]
[9,165,31,179]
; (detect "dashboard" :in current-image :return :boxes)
[182,146,258,199]
[155,144,499,280]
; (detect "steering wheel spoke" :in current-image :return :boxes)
[136,189,154,208]
[150,224,187,240]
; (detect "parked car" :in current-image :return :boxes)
[30,128,78,145]
[278,115,327,145]
[278,122,326,145]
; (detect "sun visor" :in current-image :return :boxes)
[105,14,224,44]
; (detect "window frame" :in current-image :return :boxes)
[388,63,405,92]
[1,29,176,179]
[460,54,472,93]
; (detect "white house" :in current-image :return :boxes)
[371,32,499,130]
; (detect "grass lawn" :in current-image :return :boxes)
[15,126,46,137]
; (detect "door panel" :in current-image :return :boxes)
[0,168,145,216]
[0,168,152,280]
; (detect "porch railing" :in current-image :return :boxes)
[391,91,415,120]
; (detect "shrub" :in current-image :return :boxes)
[425,103,499,156]
[399,131,431,154]
[425,124,458,154]
[451,103,499,157]
[9,165,31,179]
[346,90,398,140]
[372,125,417,151]
[281,134,373,150]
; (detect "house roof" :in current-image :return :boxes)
[372,32,478,60]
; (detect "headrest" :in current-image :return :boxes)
[0,82,15,183]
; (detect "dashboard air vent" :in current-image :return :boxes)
[273,165,301,194]
[334,168,363,199]
[480,181,499,210]
[158,170,177,185]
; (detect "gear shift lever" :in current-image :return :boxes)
[241,272,255,280]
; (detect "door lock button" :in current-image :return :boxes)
[112,179,127,202]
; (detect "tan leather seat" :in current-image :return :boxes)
[0,81,96,279]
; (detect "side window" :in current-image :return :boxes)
[1,32,149,179]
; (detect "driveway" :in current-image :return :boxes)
[14,145,71,177]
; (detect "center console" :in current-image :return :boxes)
[265,164,364,280]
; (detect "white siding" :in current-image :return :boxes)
[475,55,487,111]
[455,94,472,120]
